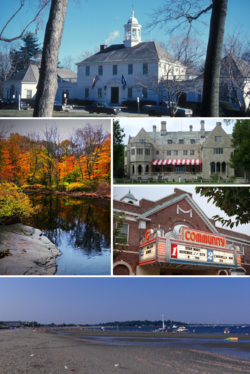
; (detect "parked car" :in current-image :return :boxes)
[85,102,121,115]
[219,101,245,117]
[54,101,63,111]
[0,99,29,110]
[143,101,193,117]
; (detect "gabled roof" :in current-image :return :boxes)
[7,64,40,82]
[76,41,179,65]
[7,65,76,83]
[220,54,250,78]
[136,193,218,234]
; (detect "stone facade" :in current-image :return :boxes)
[124,121,235,181]
[113,188,250,276]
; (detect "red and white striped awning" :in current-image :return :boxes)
[152,159,202,165]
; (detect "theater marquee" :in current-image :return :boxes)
[139,227,241,269]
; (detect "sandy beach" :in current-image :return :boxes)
[1,329,250,374]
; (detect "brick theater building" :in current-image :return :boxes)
[113,188,250,276]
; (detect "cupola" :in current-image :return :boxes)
[123,11,142,48]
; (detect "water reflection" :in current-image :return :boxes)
[25,194,111,275]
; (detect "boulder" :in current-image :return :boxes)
[0,224,61,275]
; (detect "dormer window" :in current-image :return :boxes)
[168,139,172,144]
[179,139,184,144]
[139,139,146,143]
[190,139,195,144]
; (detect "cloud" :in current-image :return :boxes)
[105,31,120,45]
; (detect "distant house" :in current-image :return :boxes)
[219,54,250,112]
[3,65,77,104]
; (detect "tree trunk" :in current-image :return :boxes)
[201,0,228,117]
[33,0,68,117]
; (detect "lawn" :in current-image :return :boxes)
[0,109,115,117]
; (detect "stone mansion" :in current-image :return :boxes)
[124,121,236,180]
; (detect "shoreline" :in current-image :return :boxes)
[1,329,250,374]
[24,190,111,199]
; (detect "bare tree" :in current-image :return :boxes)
[220,29,250,114]
[147,0,228,117]
[33,0,68,117]
[61,55,77,73]
[72,124,108,181]
[0,0,51,42]
[0,42,20,96]
[77,46,100,62]
[135,62,195,116]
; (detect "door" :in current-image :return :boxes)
[62,91,69,104]
[111,87,119,104]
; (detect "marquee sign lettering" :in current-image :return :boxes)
[181,227,226,248]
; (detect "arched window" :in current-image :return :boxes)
[145,165,149,173]
[138,165,142,174]
[132,165,135,174]
[216,162,220,172]
[211,162,215,173]
[222,162,226,173]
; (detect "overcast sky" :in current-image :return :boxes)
[0,119,111,140]
[117,119,235,144]
[1,278,249,324]
[113,186,249,236]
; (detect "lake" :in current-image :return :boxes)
[24,194,111,275]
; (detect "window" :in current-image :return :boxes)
[131,149,135,155]
[139,139,146,143]
[183,150,187,155]
[174,151,178,156]
[98,66,103,75]
[128,64,133,74]
[125,151,127,157]
[190,139,195,144]
[167,150,171,156]
[219,83,229,102]
[190,150,195,155]
[222,162,226,172]
[113,65,117,75]
[86,66,90,76]
[179,139,184,144]
[85,88,89,98]
[176,166,186,172]
[214,148,223,154]
[98,88,102,98]
[215,136,222,141]
[26,90,32,99]
[168,139,172,144]
[145,149,150,155]
[137,149,143,155]
[143,63,148,74]
[128,87,132,99]
[211,162,215,173]
[156,151,159,155]
[142,87,148,98]
[116,223,129,243]
[145,165,149,173]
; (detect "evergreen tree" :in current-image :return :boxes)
[13,35,41,71]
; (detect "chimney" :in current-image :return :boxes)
[189,125,193,132]
[200,120,205,138]
[161,121,167,135]
[216,122,222,127]
[100,45,107,51]
[153,125,156,132]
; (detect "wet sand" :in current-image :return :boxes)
[1,329,250,374]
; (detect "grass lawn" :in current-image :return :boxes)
[0,109,115,117]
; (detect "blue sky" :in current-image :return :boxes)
[1,0,249,67]
[0,278,250,324]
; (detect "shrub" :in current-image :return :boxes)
[211,173,220,181]
[0,183,39,224]
[230,175,237,180]
[21,184,44,190]
[66,182,92,192]
[97,181,110,196]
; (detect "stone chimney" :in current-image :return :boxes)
[189,125,193,132]
[100,45,107,51]
[216,122,222,127]
[200,120,205,138]
[161,121,167,135]
[153,125,157,132]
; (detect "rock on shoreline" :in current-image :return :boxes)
[0,224,61,275]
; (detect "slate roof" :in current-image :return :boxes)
[77,41,178,65]
[220,54,250,78]
[7,65,76,82]
[130,131,212,145]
